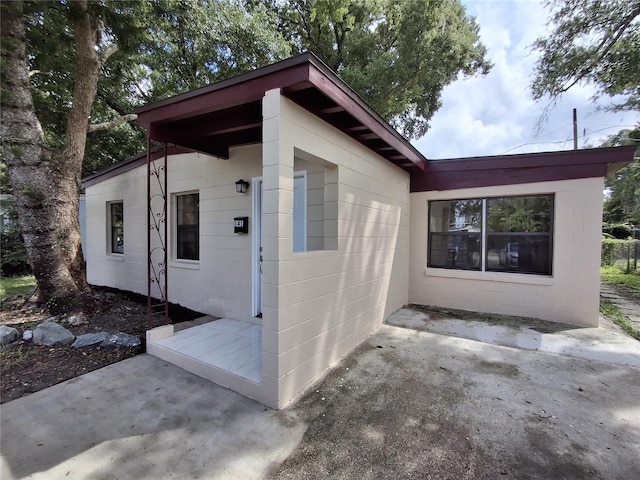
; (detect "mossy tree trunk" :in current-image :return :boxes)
[1,1,105,312]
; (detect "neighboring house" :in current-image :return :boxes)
[82,53,635,409]
[0,194,15,233]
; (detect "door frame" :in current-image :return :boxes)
[252,177,263,318]
[252,172,307,317]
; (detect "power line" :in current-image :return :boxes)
[500,123,639,155]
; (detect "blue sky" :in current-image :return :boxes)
[413,0,640,159]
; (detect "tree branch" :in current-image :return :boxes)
[96,89,130,116]
[87,113,137,133]
[100,43,119,63]
[557,5,640,95]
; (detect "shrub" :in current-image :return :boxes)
[601,238,617,266]
[1,229,30,276]
[602,223,633,239]
[601,238,639,271]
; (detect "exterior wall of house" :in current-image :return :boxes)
[409,177,605,326]
[261,90,410,408]
[85,146,262,321]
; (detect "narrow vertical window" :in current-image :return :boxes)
[109,202,124,254]
[176,193,199,261]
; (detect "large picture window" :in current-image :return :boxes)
[109,201,124,254]
[428,195,553,275]
[176,192,199,261]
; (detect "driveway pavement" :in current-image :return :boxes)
[0,355,306,480]
[2,316,640,479]
[270,324,640,479]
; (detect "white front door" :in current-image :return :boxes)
[253,173,306,317]
[252,178,263,317]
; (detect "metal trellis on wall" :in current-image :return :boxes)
[147,140,169,328]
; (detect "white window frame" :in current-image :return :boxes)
[107,200,124,256]
[172,191,200,265]
[428,194,554,276]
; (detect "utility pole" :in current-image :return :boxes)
[573,108,578,150]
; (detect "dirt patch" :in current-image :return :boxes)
[408,303,578,333]
[0,288,200,404]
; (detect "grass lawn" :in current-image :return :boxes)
[600,265,640,341]
[600,265,640,299]
[0,274,36,302]
[600,299,640,341]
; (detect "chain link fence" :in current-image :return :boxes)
[602,239,640,273]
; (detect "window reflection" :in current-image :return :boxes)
[428,195,553,275]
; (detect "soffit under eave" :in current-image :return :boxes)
[135,56,426,172]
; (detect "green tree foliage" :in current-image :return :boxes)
[3,0,489,310]
[1,0,290,310]
[602,128,640,225]
[487,196,552,233]
[135,0,291,103]
[270,0,491,139]
[24,1,149,177]
[23,0,291,177]
[21,0,490,176]
[1,206,31,276]
[451,199,482,230]
[531,0,640,112]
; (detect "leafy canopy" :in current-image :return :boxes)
[602,128,640,225]
[15,0,491,178]
[531,0,640,112]
[271,0,491,139]
[22,0,292,177]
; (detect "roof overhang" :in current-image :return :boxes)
[135,52,426,172]
[82,145,192,189]
[410,145,638,192]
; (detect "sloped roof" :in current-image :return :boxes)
[83,53,637,190]
[134,52,427,172]
[410,145,638,192]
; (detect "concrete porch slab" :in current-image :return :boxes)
[146,318,266,405]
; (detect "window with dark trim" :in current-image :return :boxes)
[176,192,199,261]
[428,194,554,275]
[109,202,124,254]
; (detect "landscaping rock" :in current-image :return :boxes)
[23,330,33,341]
[0,325,19,346]
[67,314,89,327]
[32,321,75,347]
[72,332,110,348]
[102,332,141,348]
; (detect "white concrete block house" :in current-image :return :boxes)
[83,53,635,408]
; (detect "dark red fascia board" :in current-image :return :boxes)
[135,54,316,118]
[141,63,311,130]
[305,66,425,170]
[135,52,426,170]
[411,145,637,192]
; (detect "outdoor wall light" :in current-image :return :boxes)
[235,179,250,194]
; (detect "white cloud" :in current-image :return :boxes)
[413,0,640,159]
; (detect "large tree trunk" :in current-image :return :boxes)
[1,1,101,313]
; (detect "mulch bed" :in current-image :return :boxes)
[0,288,200,404]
